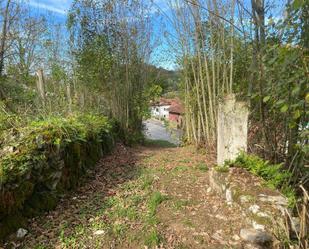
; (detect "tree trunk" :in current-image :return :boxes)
[0,0,11,77]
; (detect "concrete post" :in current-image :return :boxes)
[217,94,249,165]
[36,69,45,105]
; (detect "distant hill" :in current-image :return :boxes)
[147,65,180,93]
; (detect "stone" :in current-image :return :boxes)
[212,230,227,245]
[243,244,262,249]
[226,188,233,205]
[232,234,241,241]
[16,228,28,239]
[249,205,260,214]
[252,221,265,231]
[93,230,105,236]
[240,195,251,204]
[240,228,272,245]
[256,212,270,218]
[258,194,288,206]
[206,187,212,193]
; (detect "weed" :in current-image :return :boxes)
[214,164,230,173]
[148,191,168,216]
[183,218,194,228]
[172,199,190,211]
[33,245,47,249]
[179,159,191,163]
[196,163,209,172]
[144,229,162,247]
[112,223,127,237]
[173,165,190,172]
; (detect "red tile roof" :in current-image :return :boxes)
[168,100,184,114]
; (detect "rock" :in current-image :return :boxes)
[16,228,28,239]
[93,230,105,236]
[215,214,227,220]
[257,212,270,218]
[258,194,287,206]
[232,234,241,241]
[240,228,272,245]
[2,146,14,154]
[252,221,265,231]
[226,188,233,205]
[240,195,251,204]
[249,205,260,214]
[206,187,212,193]
[243,243,262,249]
[212,230,227,245]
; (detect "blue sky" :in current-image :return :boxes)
[27,0,287,70]
[27,0,175,69]
[28,0,72,15]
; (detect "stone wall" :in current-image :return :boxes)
[0,128,116,240]
[217,94,249,165]
[209,167,289,248]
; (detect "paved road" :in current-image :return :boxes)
[143,119,182,145]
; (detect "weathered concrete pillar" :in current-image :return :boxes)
[36,69,45,104]
[217,94,249,165]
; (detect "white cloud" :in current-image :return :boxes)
[28,0,71,15]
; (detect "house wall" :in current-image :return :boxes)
[169,112,179,122]
[151,105,170,119]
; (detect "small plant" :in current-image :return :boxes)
[148,191,168,216]
[144,229,162,247]
[214,164,230,173]
[196,163,209,172]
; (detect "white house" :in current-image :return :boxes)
[150,98,172,119]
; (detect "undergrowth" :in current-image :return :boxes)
[0,113,113,185]
[226,152,296,207]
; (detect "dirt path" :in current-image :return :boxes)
[5,142,252,249]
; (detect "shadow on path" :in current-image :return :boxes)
[7,144,149,248]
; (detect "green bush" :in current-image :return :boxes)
[0,114,113,184]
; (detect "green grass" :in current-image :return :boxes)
[81,167,167,247]
[196,163,209,172]
[148,191,169,216]
[172,165,190,172]
[144,229,162,247]
[214,164,230,173]
[172,199,190,211]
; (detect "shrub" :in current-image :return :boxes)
[227,152,296,207]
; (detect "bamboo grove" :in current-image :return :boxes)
[166,0,238,146]
[165,0,308,180]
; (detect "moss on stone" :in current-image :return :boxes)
[0,113,118,240]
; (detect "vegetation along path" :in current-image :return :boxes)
[5,141,272,249]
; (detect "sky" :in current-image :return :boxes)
[26,0,287,71]
[27,0,176,69]
[28,0,72,15]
